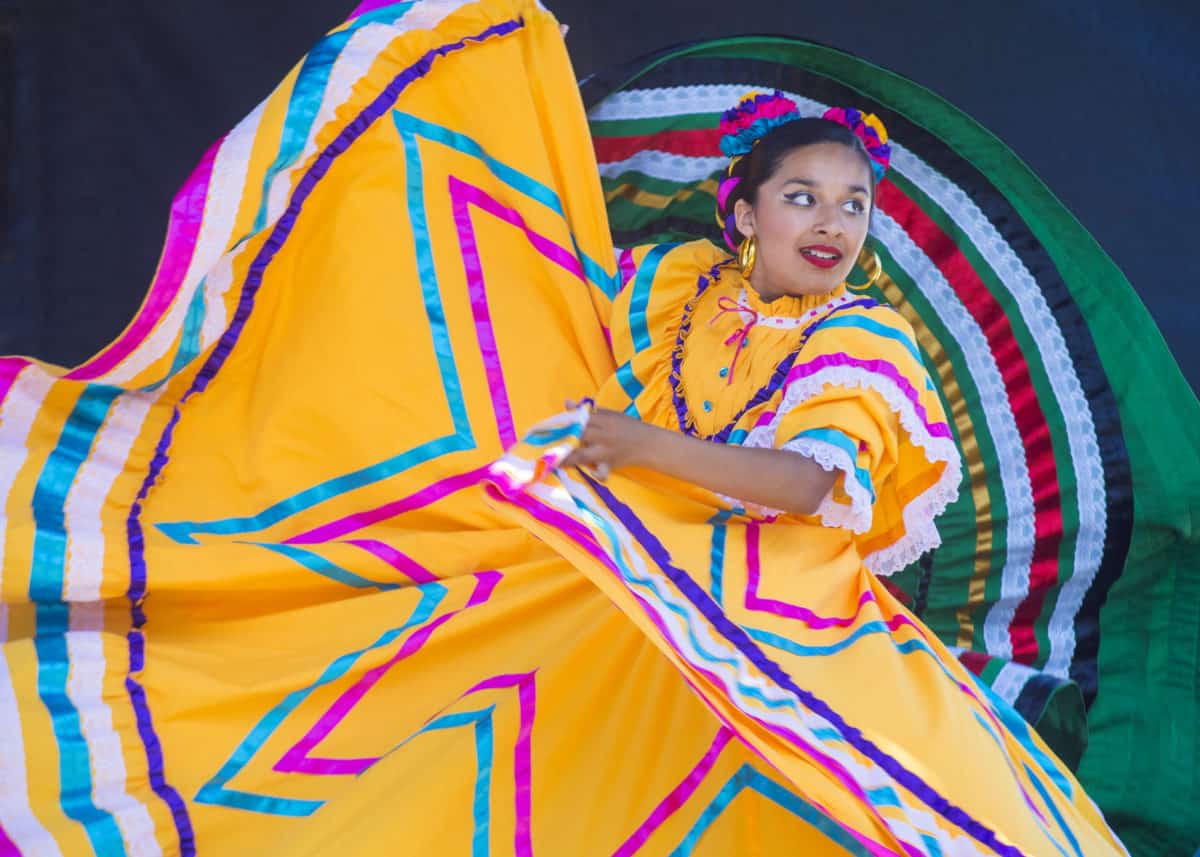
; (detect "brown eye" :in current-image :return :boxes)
[843,199,866,215]
[784,192,815,206]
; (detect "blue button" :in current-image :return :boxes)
[703,400,713,412]
[718,367,729,378]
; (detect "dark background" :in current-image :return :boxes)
[2,0,1197,391]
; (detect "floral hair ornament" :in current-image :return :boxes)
[715,90,802,250]
[821,106,891,181]
[718,90,803,158]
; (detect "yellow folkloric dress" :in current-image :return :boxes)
[0,0,1127,855]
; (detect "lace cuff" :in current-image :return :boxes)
[779,434,874,534]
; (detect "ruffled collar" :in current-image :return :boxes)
[721,277,852,330]
[740,279,847,318]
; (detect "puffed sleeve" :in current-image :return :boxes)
[595,240,731,418]
[742,304,963,576]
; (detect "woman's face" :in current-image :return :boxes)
[734,142,873,301]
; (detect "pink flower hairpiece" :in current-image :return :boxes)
[820,106,891,181]
[718,90,803,158]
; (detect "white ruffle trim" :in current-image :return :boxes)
[779,437,874,534]
[740,364,963,576]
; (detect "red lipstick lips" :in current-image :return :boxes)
[799,244,843,269]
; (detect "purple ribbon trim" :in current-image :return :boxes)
[123,630,196,855]
[580,472,1023,857]
[124,17,525,849]
[486,477,910,849]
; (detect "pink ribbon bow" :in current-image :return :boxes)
[710,296,758,384]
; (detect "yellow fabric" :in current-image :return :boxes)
[0,1,1128,855]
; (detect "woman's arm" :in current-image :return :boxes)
[561,406,837,516]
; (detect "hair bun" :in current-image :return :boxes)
[821,106,892,180]
[718,90,802,157]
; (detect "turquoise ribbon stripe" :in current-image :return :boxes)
[158,111,620,544]
[420,707,496,857]
[195,583,446,816]
[670,765,876,856]
[784,427,875,503]
[251,4,417,233]
[28,386,127,855]
[252,543,403,591]
[707,510,733,605]
[627,244,679,353]
[816,314,935,390]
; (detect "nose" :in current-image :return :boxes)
[813,205,844,236]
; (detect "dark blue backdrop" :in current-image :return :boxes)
[2,0,1196,391]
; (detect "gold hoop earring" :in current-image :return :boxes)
[846,247,882,292]
[737,236,757,278]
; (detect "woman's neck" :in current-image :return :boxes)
[747,268,833,305]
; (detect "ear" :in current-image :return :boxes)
[733,198,756,241]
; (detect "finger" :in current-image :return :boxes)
[559,23,570,37]
[594,461,610,481]
[565,445,597,468]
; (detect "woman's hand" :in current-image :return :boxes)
[561,402,651,480]
[558,399,839,515]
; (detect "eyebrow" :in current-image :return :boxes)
[783,178,871,195]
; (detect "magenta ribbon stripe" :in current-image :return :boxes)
[343,538,440,584]
[785,353,953,440]
[577,471,1021,856]
[67,137,223,381]
[0,358,30,408]
[447,174,590,450]
[743,522,928,639]
[347,0,404,19]
[285,467,489,544]
[274,570,502,774]
[612,727,734,856]
[483,476,917,852]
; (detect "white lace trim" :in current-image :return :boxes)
[780,437,873,534]
[740,365,962,576]
[596,149,725,183]
[733,289,855,330]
